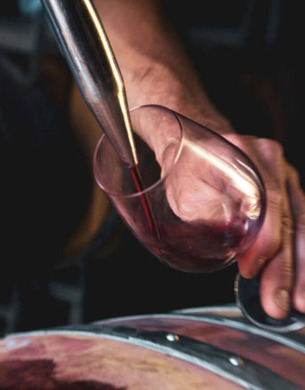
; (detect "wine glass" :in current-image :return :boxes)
[94,104,304,331]
[93,104,265,274]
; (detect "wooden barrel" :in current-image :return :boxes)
[0,305,304,389]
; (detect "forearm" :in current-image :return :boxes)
[93,0,233,134]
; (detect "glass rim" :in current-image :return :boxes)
[93,104,184,198]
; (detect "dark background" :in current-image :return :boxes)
[0,0,303,335]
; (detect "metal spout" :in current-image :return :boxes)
[41,0,138,167]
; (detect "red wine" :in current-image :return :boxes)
[140,220,247,273]
[129,165,159,241]
[128,165,252,273]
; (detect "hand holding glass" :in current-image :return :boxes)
[93,104,265,273]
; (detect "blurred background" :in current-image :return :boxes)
[0,0,303,336]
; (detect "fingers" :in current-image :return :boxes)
[259,198,294,319]
[238,181,294,320]
[164,131,304,320]
[237,138,284,278]
[236,138,301,319]
[259,164,305,319]
[237,201,281,278]
[287,165,305,312]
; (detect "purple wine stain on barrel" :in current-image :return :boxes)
[0,359,126,390]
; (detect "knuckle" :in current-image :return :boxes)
[255,138,285,169]
[260,138,284,156]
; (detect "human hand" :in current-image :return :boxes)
[228,134,305,320]
[93,0,305,320]
[159,127,305,320]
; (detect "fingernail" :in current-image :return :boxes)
[275,289,291,313]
